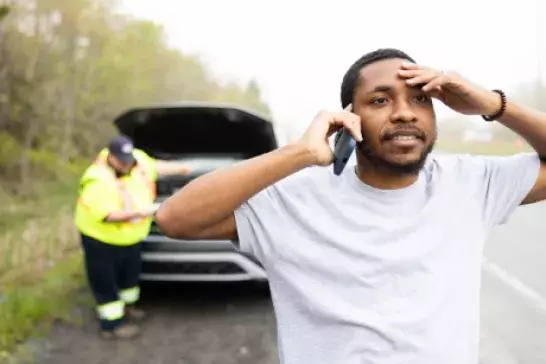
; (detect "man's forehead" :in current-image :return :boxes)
[357,58,407,91]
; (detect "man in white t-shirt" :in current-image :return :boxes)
[155,48,546,364]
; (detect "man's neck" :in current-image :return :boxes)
[354,159,419,190]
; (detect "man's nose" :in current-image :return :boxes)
[390,101,418,123]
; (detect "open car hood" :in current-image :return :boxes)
[113,102,278,159]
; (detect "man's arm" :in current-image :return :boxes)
[155,108,362,240]
[495,101,546,204]
[398,63,546,205]
[155,144,316,240]
[133,149,191,178]
[155,160,193,176]
[105,208,155,222]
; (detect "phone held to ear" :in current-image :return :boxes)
[333,128,356,176]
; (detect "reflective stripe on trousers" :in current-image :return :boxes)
[97,300,124,321]
[119,286,140,304]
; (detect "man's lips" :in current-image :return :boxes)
[382,130,425,147]
[383,130,425,141]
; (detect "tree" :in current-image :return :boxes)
[0,5,10,21]
[0,0,273,196]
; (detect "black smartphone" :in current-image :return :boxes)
[333,128,357,176]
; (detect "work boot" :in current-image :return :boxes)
[125,306,147,322]
[100,322,140,340]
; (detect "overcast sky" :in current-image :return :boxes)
[120,0,545,135]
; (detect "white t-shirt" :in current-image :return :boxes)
[234,152,540,364]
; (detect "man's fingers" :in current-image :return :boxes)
[422,74,449,92]
[347,119,363,142]
[400,61,420,70]
[426,86,445,102]
[405,70,438,87]
[338,103,362,141]
[402,68,449,92]
[397,69,422,78]
[332,112,362,142]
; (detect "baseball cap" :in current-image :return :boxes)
[108,135,136,164]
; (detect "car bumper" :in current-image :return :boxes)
[139,235,267,282]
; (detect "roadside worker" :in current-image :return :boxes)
[75,135,191,339]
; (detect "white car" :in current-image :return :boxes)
[112,102,281,282]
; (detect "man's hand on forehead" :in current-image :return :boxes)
[397,62,446,97]
[396,62,502,117]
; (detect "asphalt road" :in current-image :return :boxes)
[479,201,546,364]
[32,202,546,364]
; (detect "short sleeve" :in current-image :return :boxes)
[79,179,119,221]
[470,152,540,227]
[232,168,313,264]
[233,186,282,264]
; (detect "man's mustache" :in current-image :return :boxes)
[381,124,426,141]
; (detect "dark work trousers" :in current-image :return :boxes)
[80,232,142,331]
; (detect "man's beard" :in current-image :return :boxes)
[356,138,435,175]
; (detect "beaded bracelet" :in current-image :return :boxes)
[482,89,507,122]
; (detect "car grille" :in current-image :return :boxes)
[156,178,192,196]
[141,261,246,275]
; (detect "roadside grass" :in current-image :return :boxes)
[0,253,91,362]
[0,181,93,358]
[0,185,78,283]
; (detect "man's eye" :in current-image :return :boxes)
[414,95,430,103]
[371,97,388,104]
